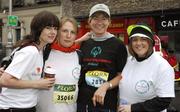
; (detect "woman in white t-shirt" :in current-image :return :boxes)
[0,11,59,112]
[37,16,81,112]
[118,24,175,112]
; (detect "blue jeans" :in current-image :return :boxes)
[77,103,116,112]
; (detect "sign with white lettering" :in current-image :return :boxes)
[7,15,18,26]
[156,15,180,30]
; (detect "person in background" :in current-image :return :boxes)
[161,41,178,71]
[118,24,175,112]
[36,16,81,112]
[77,3,128,112]
[161,41,180,82]
[0,11,59,112]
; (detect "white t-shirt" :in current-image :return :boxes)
[0,46,43,109]
[119,52,175,112]
[37,49,81,112]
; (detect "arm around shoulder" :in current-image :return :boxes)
[75,32,91,44]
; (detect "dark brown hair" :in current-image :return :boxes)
[128,38,154,57]
[15,11,60,47]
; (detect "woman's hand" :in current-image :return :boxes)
[118,104,131,112]
[34,78,56,89]
[92,82,110,106]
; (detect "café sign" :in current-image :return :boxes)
[156,15,180,30]
[161,19,179,28]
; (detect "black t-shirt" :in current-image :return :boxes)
[77,37,128,111]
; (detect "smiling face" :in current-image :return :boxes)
[88,12,110,37]
[131,36,151,58]
[39,26,58,47]
[59,21,77,48]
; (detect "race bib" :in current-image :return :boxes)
[85,70,109,88]
[53,84,76,104]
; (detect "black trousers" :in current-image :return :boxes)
[77,103,116,112]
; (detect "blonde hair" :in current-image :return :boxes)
[56,16,78,44]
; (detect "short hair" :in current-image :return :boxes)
[56,16,78,44]
[59,16,78,33]
[88,11,110,22]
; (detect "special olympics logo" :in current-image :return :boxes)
[135,80,149,94]
[90,46,102,57]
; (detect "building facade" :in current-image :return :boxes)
[0,0,61,46]
[0,0,180,63]
[0,0,180,110]
[0,0,180,45]
[71,0,180,73]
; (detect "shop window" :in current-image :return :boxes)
[35,0,59,4]
[35,0,50,4]
[0,19,2,40]
[15,21,21,41]
[0,19,2,47]
[158,30,180,53]
[13,0,24,7]
[174,32,180,52]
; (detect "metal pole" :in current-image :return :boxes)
[9,0,12,16]
[6,0,13,55]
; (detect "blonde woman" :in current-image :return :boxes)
[37,17,81,112]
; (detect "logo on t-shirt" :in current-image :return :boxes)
[90,46,102,57]
[72,67,80,80]
[32,67,41,76]
[135,80,149,94]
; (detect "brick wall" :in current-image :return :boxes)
[70,0,180,17]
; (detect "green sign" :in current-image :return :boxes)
[8,15,18,26]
